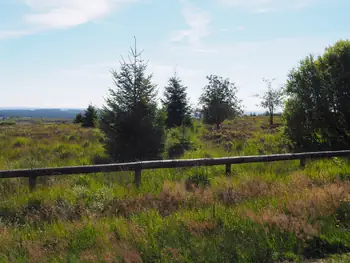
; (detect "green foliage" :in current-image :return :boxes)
[0,115,350,262]
[100,40,166,162]
[255,78,285,125]
[167,138,193,159]
[82,104,98,128]
[183,115,193,128]
[165,122,199,159]
[337,200,350,227]
[304,235,350,259]
[68,225,99,253]
[12,137,29,148]
[185,172,211,189]
[73,113,83,124]
[283,40,350,151]
[162,75,191,128]
[0,120,16,126]
[200,75,242,129]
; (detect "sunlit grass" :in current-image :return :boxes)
[0,117,349,262]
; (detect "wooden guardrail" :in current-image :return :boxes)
[1,150,350,191]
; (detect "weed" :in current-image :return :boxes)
[0,117,349,262]
[12,137,29,148]
[185,173,211,190]
[68,225,99,253]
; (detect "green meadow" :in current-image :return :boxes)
[0,116,349,263]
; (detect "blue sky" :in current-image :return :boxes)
[0,0,348,111]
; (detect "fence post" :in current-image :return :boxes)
[29,175,37,192]
[300,157,306,168]
[225,164,231,175]
[134,168,142,188]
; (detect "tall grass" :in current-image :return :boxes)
[0,117,349,262]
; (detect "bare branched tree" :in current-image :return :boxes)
[254,78,285,126]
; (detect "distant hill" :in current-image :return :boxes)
[0,108,274,120]
[0,108,84,119]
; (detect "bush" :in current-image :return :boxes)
[68,225,99,253]
[74,113,83,124]
[185,172,211,190]
[0,121,16,126]
[92,154,111,165]
[167,139,193,159]
[284,40,350,151]
[337,200,350,227]
[82,104,98,128]
[12,137,29,148]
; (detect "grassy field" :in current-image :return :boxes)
[0,116,349,263]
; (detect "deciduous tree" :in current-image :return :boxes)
[199,75,242,129]
[283,40,350,151]
[255,78,284,126]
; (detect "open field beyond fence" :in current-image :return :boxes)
[0,116,349,263]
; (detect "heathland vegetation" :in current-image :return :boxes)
[0,39,349,262]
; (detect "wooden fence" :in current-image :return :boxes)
[1,150,350,191]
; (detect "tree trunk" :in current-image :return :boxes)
[269,113,273,126]
[216,123,221,130]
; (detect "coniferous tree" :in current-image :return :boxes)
[162,75,190,128]
[100,38,165,162]
[74,113,84,124]
[82,104,98,128]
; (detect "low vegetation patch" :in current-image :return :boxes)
[0,116,349,262]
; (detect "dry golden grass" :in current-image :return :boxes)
[245,180,350,240]
[0,117,349,262]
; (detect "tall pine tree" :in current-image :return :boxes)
[100,38,165,162]
[162,75,190,128]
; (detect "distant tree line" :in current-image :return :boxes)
[74,38,350,162]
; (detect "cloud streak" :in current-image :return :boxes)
[219,0,318,12]
[24,0,139,29]
[0,0,138,39]
[0,30,36,40]
[170,2,212,46]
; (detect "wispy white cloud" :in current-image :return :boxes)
[23,0,138,29]
[192,48,219,53]
[0,0,138,39]
[235,25,246,31]
[170,2,212,47]
[0,30,36,39]
[219,0,319,12]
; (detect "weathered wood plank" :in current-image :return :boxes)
[134,169,142,188]
[0,150,349,179]
[29,175,37,192]
[225,164,231,175]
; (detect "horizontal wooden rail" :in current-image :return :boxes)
[1,150,350,191]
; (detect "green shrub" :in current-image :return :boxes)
[0,121,16,126]
[304,235,350,259]
[185,172,211,189]
[92,154,111,164]
[12,137,29,148]
[337,200,350,227]
[68,225,99,253]
[167,139,194,159]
